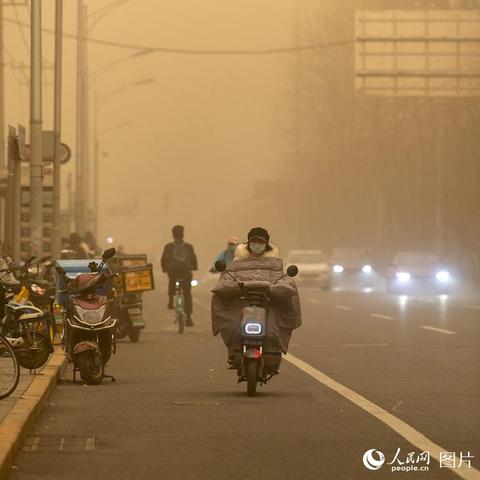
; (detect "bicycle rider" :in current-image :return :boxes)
[161,225,198,327]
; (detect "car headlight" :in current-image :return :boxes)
[362,265,373,274]
[436,271,450,282]
[396,272,411,282]
[333,265,344,273]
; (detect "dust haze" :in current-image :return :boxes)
[3,0,480,272]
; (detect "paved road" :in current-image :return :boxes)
[7,284,480,480]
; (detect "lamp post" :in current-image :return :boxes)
[29,0,43,257]
[51,0,63,258]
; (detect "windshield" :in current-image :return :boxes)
[331,248,368,263]
[394,252,439,265]
[287,251,327,263]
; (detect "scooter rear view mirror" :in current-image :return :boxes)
[286,265,299,278]
[215,260,227,273]
[102,248,116,260]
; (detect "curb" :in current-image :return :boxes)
[0,347,68,479]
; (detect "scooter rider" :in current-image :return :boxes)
[161,225,198,327]
[211,227,301,369]
[210,236,239,272]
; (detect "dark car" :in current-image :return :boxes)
[386,251,452,294]
[330,248,375,288]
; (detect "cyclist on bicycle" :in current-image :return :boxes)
[161,225,198,326]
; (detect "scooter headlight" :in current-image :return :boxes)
[362,265,373,274]
[75,305,106,325]
[333,265,344,273]
[191,279,199,287]
[244,322,262,335]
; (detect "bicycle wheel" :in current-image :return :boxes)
[0,336,20,399]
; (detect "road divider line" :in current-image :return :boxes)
[193,297,211,310]
[336,305,352,311]
[284,353,480,480]
[85,438,95,451]
[370,313,395,320]
[421,326,457,335]
[463,304,480,310]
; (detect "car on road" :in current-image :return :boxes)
[285,249,331,290]
[330,248,376,288]
[386,251,452,294]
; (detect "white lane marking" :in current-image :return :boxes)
[463,304,480,310]
[422,326,457,335]
[59,437,65,451]
[193,297,210,310]
[284,353,480,480]
[85,437,96,451]
[370,313,395,320]
[30,436,40,452]
[335,305,352,311]
[308,298,321,304]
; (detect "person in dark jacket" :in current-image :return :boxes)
[161,225,198,326]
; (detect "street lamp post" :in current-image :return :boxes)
[51,0,63,258]
[29,0,43,257]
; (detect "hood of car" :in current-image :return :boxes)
[297,262,330,273]
[391,264,440,276]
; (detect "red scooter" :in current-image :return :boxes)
[56,248,117,385]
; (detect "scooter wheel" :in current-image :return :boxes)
[246,359,257,397]
[77,351,104,385]
[128,328,141,343]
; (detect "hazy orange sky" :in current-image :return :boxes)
[3,1,300,265]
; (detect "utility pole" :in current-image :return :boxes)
[51,0,63,257]
[0,2,5,169]
[93,92,99,238]
[83,4,90,233]
[75,0,85,235]
[29,0,43,257]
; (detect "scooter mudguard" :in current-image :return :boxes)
[73,340,99,355]
[128,310,145,328]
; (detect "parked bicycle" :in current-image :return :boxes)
[0,334,20,399]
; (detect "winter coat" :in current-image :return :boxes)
[212,248,235,270]
[211,253,301,355]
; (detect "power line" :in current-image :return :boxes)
[3,16,353,55]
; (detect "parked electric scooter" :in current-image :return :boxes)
[56,248,117,385]
[215,260,298,397]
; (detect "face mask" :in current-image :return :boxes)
[250,242,266,255]
[227,244,236,252]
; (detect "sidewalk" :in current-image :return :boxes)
[0,347,67,479]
